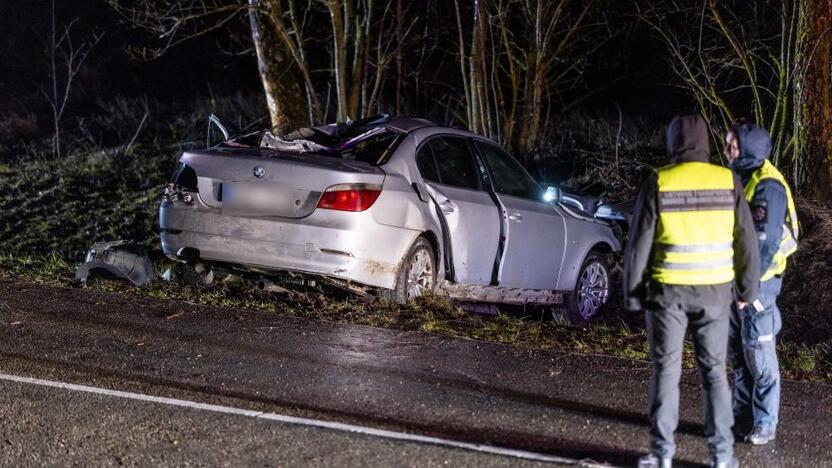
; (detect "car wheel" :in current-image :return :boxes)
[384,237,436,304]
[566,252,610,326]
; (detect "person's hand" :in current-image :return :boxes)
[736,301,748,310]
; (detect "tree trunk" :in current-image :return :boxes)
[395,0,403,115]
[795,0,832,201]
[470,0,489,136]
[329,0,350,122]
[249,0,307,133]
[348,1,367,119]
[453,0,473,128]
[518,1,545,156]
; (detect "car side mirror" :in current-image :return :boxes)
[543,186,561,203]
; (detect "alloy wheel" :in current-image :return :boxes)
[405,248,434,301]
[577,261,609,321]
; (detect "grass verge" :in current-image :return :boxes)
[1,251,828,383]
[1,96,829,383]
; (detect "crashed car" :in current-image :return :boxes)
[160,115,621,322]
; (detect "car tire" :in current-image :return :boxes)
[566,251,610,327]
[382,237,437,304]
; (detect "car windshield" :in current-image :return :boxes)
[225,115,401,165]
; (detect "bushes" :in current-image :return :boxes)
[777,199,832,377]
[0,94,268,259]
[529,111,666,202]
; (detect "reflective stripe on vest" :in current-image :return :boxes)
[744,159,799,281]
[652,162,736,285]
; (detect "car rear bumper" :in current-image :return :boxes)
[159,200,419,289]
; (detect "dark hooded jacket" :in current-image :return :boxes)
[730,123,789,279]
[623,115,760,311]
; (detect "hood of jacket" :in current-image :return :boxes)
[666,114,710,163]
[730,122,771,174]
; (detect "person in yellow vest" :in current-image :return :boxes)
[625,115,760,468]
[723,122,798,446]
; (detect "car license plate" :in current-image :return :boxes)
[221,182,307,217]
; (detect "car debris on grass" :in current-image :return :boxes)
[75,240,156,287]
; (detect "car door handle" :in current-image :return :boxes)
[439,200,456,214]
[508,212,523,222]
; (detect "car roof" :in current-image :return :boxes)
[384,117,437,133]
[386,118,489,142]
[303,115,484,140]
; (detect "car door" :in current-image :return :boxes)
[474,141,566,290]
[416,137,501,285]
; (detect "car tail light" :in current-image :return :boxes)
[316,184,382,212]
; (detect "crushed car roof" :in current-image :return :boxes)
[383,117,436,133]
[297,115,436,137]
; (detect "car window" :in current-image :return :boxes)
[476,142,540,200]
[428,137,481,190]
[416,146,440,182]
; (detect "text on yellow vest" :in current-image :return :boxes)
[652,162,736,285]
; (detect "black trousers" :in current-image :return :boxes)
[645,301,734,462]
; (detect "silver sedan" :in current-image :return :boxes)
[160,116,620,323]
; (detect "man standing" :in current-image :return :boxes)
[625,114,760,468]
[724,123,798,445]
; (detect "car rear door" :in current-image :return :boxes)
[416,137,501,285]
[474,141,566,290]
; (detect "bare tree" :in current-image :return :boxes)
[109,0,414,127]
[639,0,832,201]
[249,0,307,132]
[108,0,309,130]
[453,0,611,156]
[638,1,799,158]
[44,0,102,158]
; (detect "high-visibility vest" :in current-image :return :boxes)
[652,162,736,285]
[743,159,799,281]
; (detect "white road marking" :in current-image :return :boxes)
[0,372,611,467]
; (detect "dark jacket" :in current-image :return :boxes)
[623,115,760,311]
[730,123,789,277]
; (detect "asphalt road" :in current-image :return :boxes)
[0,376,556,467]
[0,278,830,467]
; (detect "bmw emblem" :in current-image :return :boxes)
[253,165,265,178]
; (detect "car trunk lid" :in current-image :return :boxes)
[180,147,385,218]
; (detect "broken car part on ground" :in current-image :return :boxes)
[75,240,156,287]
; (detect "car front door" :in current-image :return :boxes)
[416,137,501,285]
[474,141,566,290]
